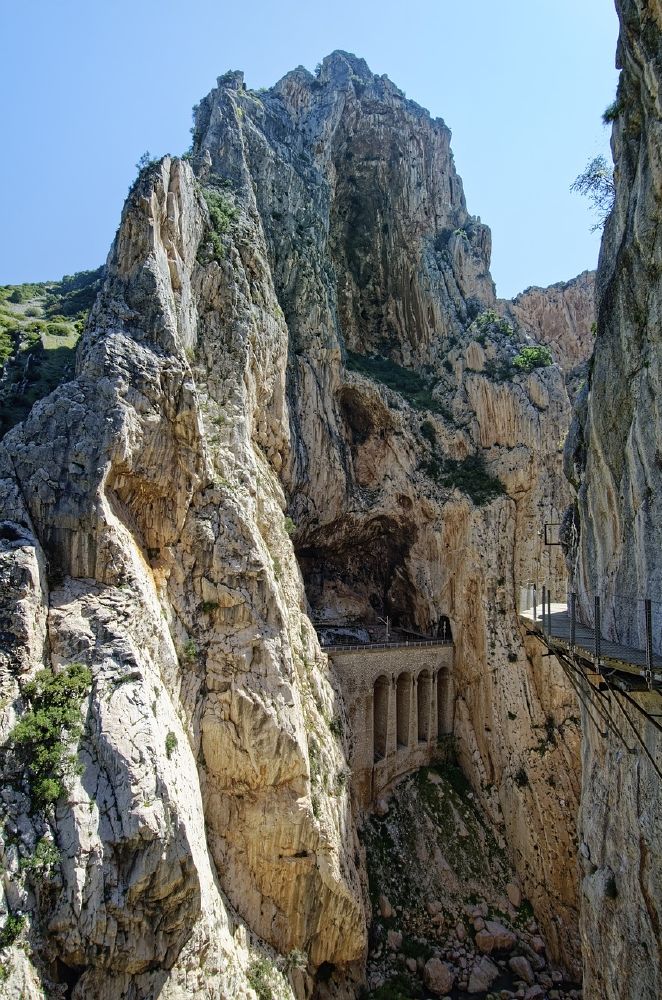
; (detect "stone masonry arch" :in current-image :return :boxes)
[373,675,389,761]
[396,672,412,747]
[437,666,453,736]
[417,669,432,742]
[327,643,454,806]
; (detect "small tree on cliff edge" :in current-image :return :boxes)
[571,154,615,232]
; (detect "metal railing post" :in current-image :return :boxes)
[594,595,601,673]
[547,590,552,636]
[570,593,576,651]
[533,585,537,625]
[541,586,546,632]
[645,599,653,690]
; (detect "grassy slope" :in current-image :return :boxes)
[0,269,102,437]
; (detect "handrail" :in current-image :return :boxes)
[322,638,453,653]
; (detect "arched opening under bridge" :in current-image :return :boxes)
[417,669,431,742]
[373,675,389,761]
[396,672,412,747]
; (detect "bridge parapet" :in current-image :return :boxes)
[328,642,455,807]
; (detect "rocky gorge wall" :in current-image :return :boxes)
[501,271,595,401]
[564,2,662,997]
[0,51,596,997]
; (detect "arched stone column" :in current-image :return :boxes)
[373,675,389,761]
[417,669,432,742]
[396,672,412,747]
[437,667,454,736]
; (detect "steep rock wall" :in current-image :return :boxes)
[564,3,662,998]
[0,156,365,999]
[191,53,584,974]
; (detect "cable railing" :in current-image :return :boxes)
[520,584,662,690]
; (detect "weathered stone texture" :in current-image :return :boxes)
[502,271,595,397]
[564,3,662,998]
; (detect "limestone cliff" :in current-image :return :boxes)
[0,52,593,996]
[564,2,662,997]
[501,271,595,400]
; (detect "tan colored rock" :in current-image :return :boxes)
[506,881,522,908]
[563,6,662,998]
[424,957,455,995]
[509,955,535,985]
[0,46,592,997]
[468,955,499,993]
[387,929,403,951]
[379,893,395,919]
[475,929,495,953]
[501,270,595,395]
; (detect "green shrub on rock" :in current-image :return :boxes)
[6,663,92,808]
[512,345,553,373]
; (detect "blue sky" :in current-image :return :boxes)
[0,0,618,297]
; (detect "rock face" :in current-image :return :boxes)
[0,51,595,995]
[0,154,364,998]
[501,270,595,399]
[563,3,662,999]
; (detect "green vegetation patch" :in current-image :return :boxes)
[0,268,102,437]
[246,957,289,1000]
[19,837,60,879]
[6,663,92,809]
[423,451,506,506]
[0,914,25,949]
[471,308,515,340]
[345,351,449,416]
[512,345,553,373]
[198,187,239,264]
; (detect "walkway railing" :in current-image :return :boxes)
[322,638,453,654]
[520,584,662,690]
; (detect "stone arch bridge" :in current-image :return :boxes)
[327,641,454,807]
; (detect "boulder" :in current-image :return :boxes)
[387,930,402,951]
[506,882,522,908]
[475,929,496,953]
[379,893,394,919]
[485,920,517,951]
[508,956,535,985]
[530,935,546,954]
[468,955,499,994]
[423,957,455,996]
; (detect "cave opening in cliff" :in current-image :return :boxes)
[295,515,419,628]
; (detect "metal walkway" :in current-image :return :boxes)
[521,603,662,684]
[521,598,662,778]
